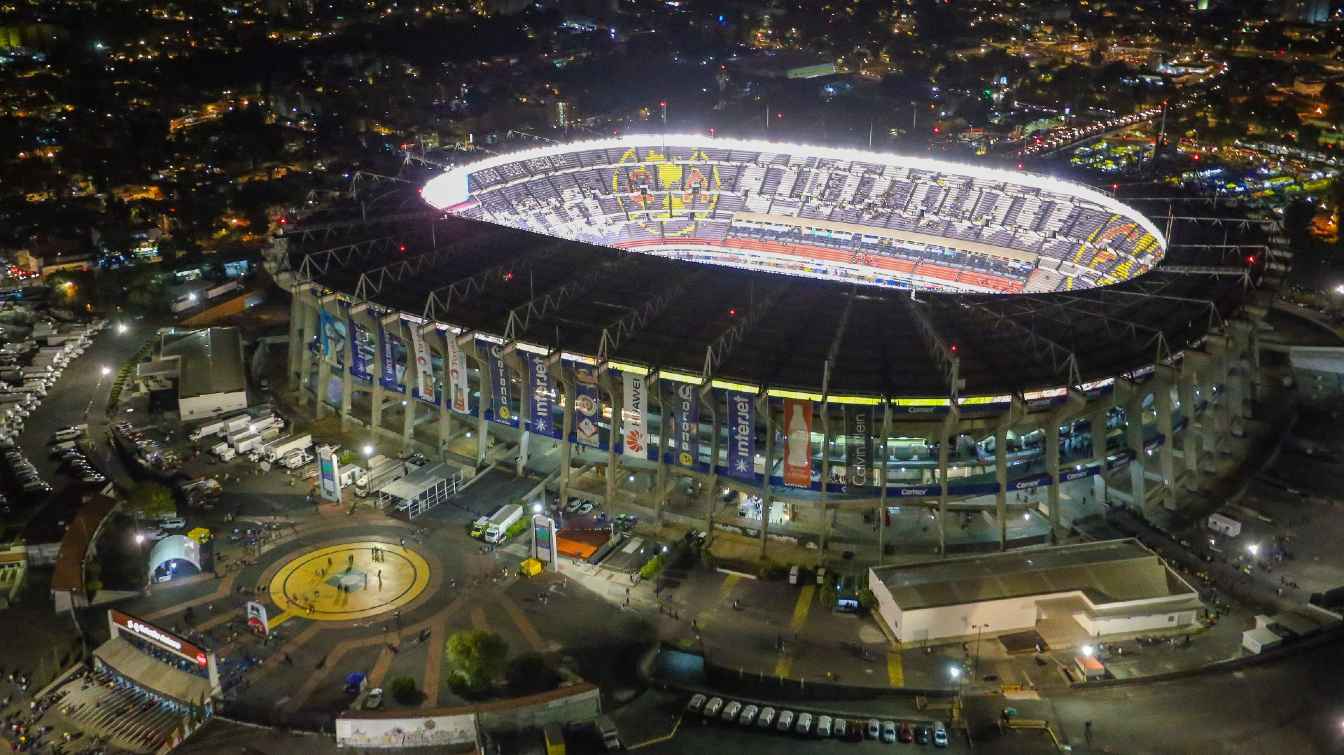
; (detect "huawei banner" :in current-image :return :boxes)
[844,406,874,489]
[444,332,470,414]
[726,391,756,481]
[782,398,813,488]
[410,325,435,405]
[670,382,699,467]
[622,372,649,458]
[573,365,602,448]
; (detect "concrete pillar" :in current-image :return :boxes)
[338,305,354,425]
[372,315,395,432]
[605,379,621,506]
[994,424,1008,551]
[1177,368,1201,490]
[703,389,720,543]
[287,287,305,389]
[315,298,333,419]
[1154,375,1176,511]
[1200,363,1221,459]
[758,395,774,559]
[296,293,317,406]
[468,344,490,467]
[557,368,575,507]
[819,404,832,553]
[398,322,415,449]
[1045,421,1061,531]
[879,404,893,563]
[1090,404,1108,507]
[937,426,949,556]
[653,379,667,525]
[1124,390,1146,512]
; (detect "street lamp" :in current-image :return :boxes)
[531,502,543,514]
[117,323,128,335]
[1081,644,1095,657]
[1247,543,1260,558]
[100,366,111,377]
[134,533,145,545]
[362,444,374,458]
[972,623,990,681]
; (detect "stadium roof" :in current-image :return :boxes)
[161,328,246,399]
[870,539,1198,611]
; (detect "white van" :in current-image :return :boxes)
[158,517,186,530]
[52,427,86,442]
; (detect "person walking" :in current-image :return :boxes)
[377,570,383,590]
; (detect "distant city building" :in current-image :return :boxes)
[1282,0,1332,23]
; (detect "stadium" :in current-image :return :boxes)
[277,135,1282,556]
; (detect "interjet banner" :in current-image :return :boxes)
[573,365,602,448]
[782,398,813,488]
[347,311,373,383]
[444,332,470,414]
[527,354,559,438]
[726,391,755,481]
[410,325,436,405]
[621,372,649,458]
[669,381,699,467]
[844,405,874,489]
[483,340,516,426]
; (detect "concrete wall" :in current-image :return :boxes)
[899,595,1040,644]
[179,391,248,422]
[335,712,477,749]
[1075,608,1197,636]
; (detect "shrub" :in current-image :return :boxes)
[639,554,666,580]
[505,654,559,696]
[388,676,418,705]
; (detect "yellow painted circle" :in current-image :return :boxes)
[268,541,430,622]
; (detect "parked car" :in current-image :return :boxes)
[881,721,897,744]
[795,712,813,736]
[756,707,776,729]
[738,704,758,726]
[776,710,795,733]
[686,693,706,713]
[933,721,949,748]
[721,701,742,723]
[816,715,833,738]
[833,718,847,739]
[868,719,882,740]
[898,721,914,743]
[703,697,724,718]
[916,725,930,745]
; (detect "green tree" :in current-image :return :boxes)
[505,653,559,696]
[388,675,419,705]
[126,482,176,519]
[444,629,508,692]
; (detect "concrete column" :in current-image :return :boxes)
[468,344,490,467]
[1045,421,1061,532]
[339,305,354,424]
[1124,390,1146,512]
[703,389,721,542]
[605,379,621,506]
[1090,404,1108,507]
[653,379,667,525]
[818,404,832,553]
[1177,368,1201,490]
[758,395,774,559]
[937,425,949,556]
[296,293,317,406]
[1200,363,1221,458]
[557,369,575,507]
[371,315,393,432]
[314,298,332,419]
[287,287,304,388]
[879,403,893,563]
[1154,376,1176,511]
[994,424,1008,551]
[398,321,415,449]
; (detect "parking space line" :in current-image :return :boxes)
[887,649,904,687]
[789,584,816,632]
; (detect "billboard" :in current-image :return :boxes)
[782,398,813,488]
[317,445,342,502]
[410,325,435,405]
[378,321,406,392]
[527,354,559,438]
[573,365,602,448]
[484,340,516,426]
[531,514,557,567]
[318,306,345,370]
[245,601,269,637]
[621,372,649,457]
[726,391,755,481]
[109,610,209,669]
[669,381,699,467]
[347,312,374,383]
[445,332,470,414]
[844,405,873,489]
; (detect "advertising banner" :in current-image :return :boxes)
[484,340,516,426]
[725,391,755,481]
[378,321,398,391]
[621,372,649,458]
[245,601,269,638]
[669,381,699,467]
[317,445,342,502]
[410,325,436,405]
[527,354,559,438]
[573,365,602,448]
[844,406,874,489]
[782,398,813,488]
[347,312,373,383]
[445,332,470,414]
[319,307,345,371]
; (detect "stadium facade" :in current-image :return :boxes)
[280,136,1283,556]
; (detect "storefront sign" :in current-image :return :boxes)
[726,391,755,481]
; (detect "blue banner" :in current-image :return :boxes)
[726,391,755,481]
[318,307,344,372]
[572,364,602,448]
[668,381,699,467]
[483,340,516,426]
[378,321,405,392]
[527,354,559,438]
[346,309,373,383]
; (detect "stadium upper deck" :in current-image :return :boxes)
[421,136,1166,294]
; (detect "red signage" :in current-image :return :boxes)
[782,398,813,488]
[110,609,209,668]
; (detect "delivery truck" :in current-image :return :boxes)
[483,504,524,544]
[263,433,313,462]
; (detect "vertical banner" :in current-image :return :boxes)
[318,307,334,360]
[410,325,435,405]
[782,398,813,488]
[844,405,873,489]
[572,365,602,448]
[445,332,470,414]
[378,321,398,391]
[484,340,515,425]
[726,391,755,481]
[527,354,559,438]
[347,311,372,383]
[621,372,649,458]
[317,445,342,502]
[245,601,269,638]
[670,381,699,467]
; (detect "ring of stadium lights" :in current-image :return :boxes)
[421,133,1167,295]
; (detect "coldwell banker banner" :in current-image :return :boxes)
[782,398,813,488]
[483,340,516,426]
[572,365,602,448]
[622,372,650,458]
[726,391,755,481]
[445,332,470,414]
[410,325,436,405]
[527,354,559,438]
[844,406,874,489]
[669,381,699,467]
[378,321,399,391]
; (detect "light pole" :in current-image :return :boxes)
[972,623,990,681]
[949,665,964,723]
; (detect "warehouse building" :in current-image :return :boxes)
[867,539,1202,644]
[140,328,248,421]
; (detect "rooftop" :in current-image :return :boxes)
[870,539,1197,611]
[160,327,245,399]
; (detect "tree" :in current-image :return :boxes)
[505,654,559,696]
[126,482,176,519]
[444,630,508,692]
[388,675,419,705]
